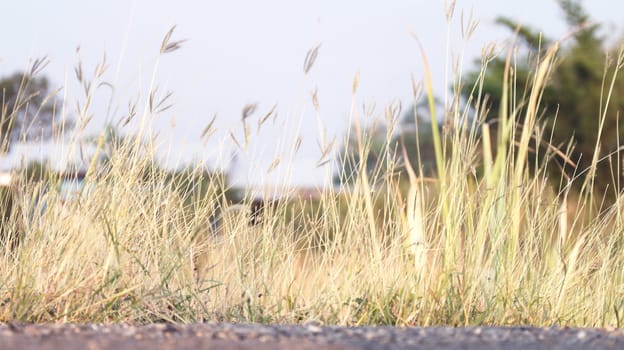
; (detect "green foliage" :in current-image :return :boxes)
[462,0,624,196]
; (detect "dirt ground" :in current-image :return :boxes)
[0,322,623,350]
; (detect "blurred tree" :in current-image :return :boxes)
[0,66,70,248]
[23,159,53,182]
[86,123,237,203]
[0,70,71,154]
[333,99,442,187]
[462,0,624,195]
[394,99,445,178]
[333,123,389,187]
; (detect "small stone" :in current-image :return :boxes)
[305,325,323,333]
[577,330,587,340]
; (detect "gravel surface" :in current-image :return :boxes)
[0,323,623,350]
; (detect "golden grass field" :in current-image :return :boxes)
[0,13,623,327]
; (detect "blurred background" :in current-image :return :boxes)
[0,0,622,188]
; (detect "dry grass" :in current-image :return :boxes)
[0,19,623,327]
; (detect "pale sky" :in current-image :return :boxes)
[1,1,622,187]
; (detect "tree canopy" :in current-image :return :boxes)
[462,0,624,195]
[0,70,70,153]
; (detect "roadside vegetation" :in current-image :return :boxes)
[0,0,623,327]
